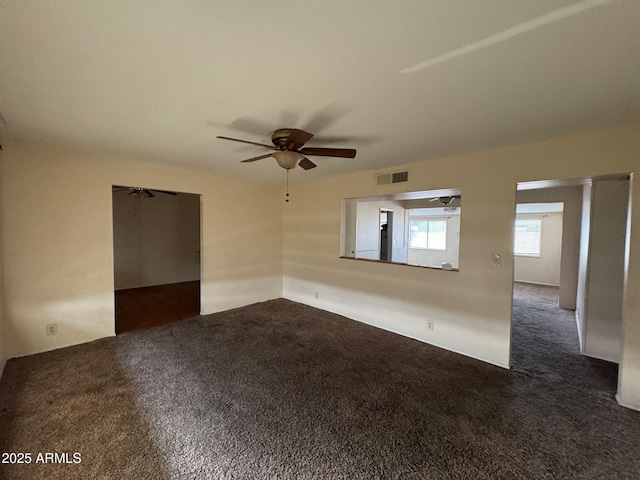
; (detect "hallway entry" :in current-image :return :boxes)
[511,282,618,396]
[112,186,201,334]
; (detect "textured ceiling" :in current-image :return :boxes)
[1,0,639,183]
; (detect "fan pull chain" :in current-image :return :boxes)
[285,169,290,203]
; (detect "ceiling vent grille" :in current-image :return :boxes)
[377,171,409,185]
[392,171,409,183]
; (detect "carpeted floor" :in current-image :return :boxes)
[510,282,619,395]
[0,284,639,479]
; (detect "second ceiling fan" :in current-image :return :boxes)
[217,128,356,171]
[429,195,461,206]
[112,186,177,198]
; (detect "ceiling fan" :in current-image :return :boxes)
[112,186,177,198]
[217,128,356,171]
[429,195,461,206]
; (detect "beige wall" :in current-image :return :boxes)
[282,123,640,410]
[516,186,582,309]
[0,149,5,374]
[514,213,563,286]
[113,190,200,290]
[0,140,283,358]
[583,178,629,363]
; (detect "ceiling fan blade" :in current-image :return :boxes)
[302,104,353,134]
[152,189,177,196]
[285,129,313,150]
[217,136,278,151]
[299,147,356,158]
[112,187,129,192]
[143,189,154,198]
[429,197,439,202]
[241,153,273,163]
[298,157,317,170]
[227,116,274,135]
[313,134,378,145]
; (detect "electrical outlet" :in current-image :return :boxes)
[46,324,57,336]
[427,320,434,331]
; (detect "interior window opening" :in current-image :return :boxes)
[342,188,461,270]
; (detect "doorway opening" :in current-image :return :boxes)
[112,185,202,334]
[379,209,393,261]
[510,175,630,399]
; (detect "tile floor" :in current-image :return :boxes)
[115,281,200,334]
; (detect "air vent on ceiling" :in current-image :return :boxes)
[376,171,409,185]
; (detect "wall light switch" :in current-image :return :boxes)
[491,254,501,267]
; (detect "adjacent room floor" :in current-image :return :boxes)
[511,282,618,395]
[115,281,200,334]
[1,292,638,479]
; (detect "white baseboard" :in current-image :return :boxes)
[616,394,640,412]
[581,351,619,364]
[513,280,559,287]
[575,312,584,350]
[7,334,116,360]
[115,278,200,291]
[373,323,511,369]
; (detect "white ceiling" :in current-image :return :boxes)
[1,0,639,183]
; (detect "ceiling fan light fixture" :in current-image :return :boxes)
[217,127,356,171]
[272,151,304,170]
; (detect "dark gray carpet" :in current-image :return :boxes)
[511,282,619,395]
[1,285,639,479]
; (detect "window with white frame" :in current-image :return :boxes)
[514,218,542,256]
[409,218,447,250]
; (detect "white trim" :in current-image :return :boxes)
[513,280,560,287]
[575,311,584,349]
[582,351,619,364]
[616,394,640,412]
[6,336,116,360]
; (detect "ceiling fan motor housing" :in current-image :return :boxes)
[271,128,294,149]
